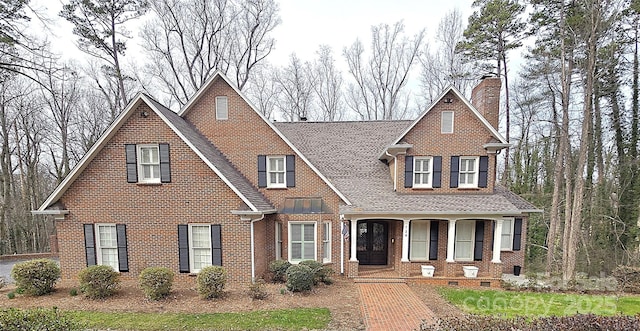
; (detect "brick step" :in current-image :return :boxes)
[354,278,406,283]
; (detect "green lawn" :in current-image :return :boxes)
[69,308,331,331]
[439,288,640,318]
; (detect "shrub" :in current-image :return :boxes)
[269,260,291,283]
[0,276,6,290]
[299,260,334,285]
[247,278,269,300]
[10,259,60,296]
[7,292,14,299]
[613,265,640,293]
[78,265,120,299]
[286,264,314,292]
[139,267,174,300]
[196,266,227,299]
[69,288,78,296]
[0,308,82,331]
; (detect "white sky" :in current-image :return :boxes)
[31,0,475,69]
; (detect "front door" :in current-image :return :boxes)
[356,221,388,265]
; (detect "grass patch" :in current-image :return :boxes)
[438,287,640,318]
[69,308,330,330]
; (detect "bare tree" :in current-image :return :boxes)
[312,45,343,121]
[142,0,280,108]
[343,21,424,120]
[274,54,315,121]
[244,64,280,119]
[419,9,476,104]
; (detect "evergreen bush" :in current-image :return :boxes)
[10,259,60,296]
[139,267,174,300]
[285,264,314,292]
[78,265,120,299]
[269,260,291,283]
[196,266,227,299]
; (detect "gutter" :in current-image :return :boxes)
[232,209,276,282]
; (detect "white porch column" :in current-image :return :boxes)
[492,219,504,263]
[401,219,410,262]
[350,219,358,261]
[446,219,456,262]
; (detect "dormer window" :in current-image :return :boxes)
[441,111,454,133]
[459,157,479,188]
[216,96,228,120]
[413,157,433,188]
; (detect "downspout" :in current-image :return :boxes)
[250,214,266,282]
[340,215,345,274]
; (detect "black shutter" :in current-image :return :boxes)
[286,155,295,187]
[84,224,96,266]
[450,156,459,188]
[178,225,190,273]
[429,221,439,260]
[432,156,442,188]
[404,156,414,188]
[478,156,489,188]
[116,224,129,272]
[257,155,267,188]
[125,144,137,183]
[474,221,484,261]
[513,218,523,251]
[211,224,222,266]
[159,144,171,183]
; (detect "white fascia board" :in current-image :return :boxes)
[31,210,69,215]
[391,85,508,146]
[177,71,352,206]
[37,93,146,211]
[341,210,527,220]
[142,95,261,212]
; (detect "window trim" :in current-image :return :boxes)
[288,222,317,263]
[322,222,331,263]
[275,222,283,260]
[137,144,161,183]
[500,218,515,251]
[458,156,480,188]
[216,96,228,120]
[413,157,433,188]
[95,223,119,271]
[410,220,430,261]
[441,111,454,134]
[188,224,212,273]
[454,220,475,261]
[266,156,286,188]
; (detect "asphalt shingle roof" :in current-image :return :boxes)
[148,96,274,212]
[275,121,538,215]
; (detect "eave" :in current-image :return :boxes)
[378,143,413,161]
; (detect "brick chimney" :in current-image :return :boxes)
[471,75,501,130]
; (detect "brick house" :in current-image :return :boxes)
[35,72,539,286]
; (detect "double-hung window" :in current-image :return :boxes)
[454,220,475,261]
[96,224,119,271]
[267,156,286,188]
[275,222,283,260]
[410,221,429,260]
[459,157,479,188]
[501,219,514,251]
[189,224,212,272]
[413,157,433,188]
[137,144,160,183]
[322,222,331,263]
[289,222,316,263]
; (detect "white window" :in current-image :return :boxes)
[189,224,212,272]
[95,224,119,271]
[267,156,286,188]
[275,222,283,260]
[454,220,475,261]
[216,96,228,120]
[289,222,316,263]
[459,157,479,188]
[410,221,429,260]
[413,157,433,188]
[322,222,331,263]
[137,144,160,183]
[441,111,454,133]
[501,219,514,251]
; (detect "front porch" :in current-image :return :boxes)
[353,265,502,288]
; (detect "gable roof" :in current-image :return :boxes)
[276,121,539,216]
[390,85,508,146]
[177,71,352,205]
[37,93,275,213]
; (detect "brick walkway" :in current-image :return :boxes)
[358,283,436,331]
